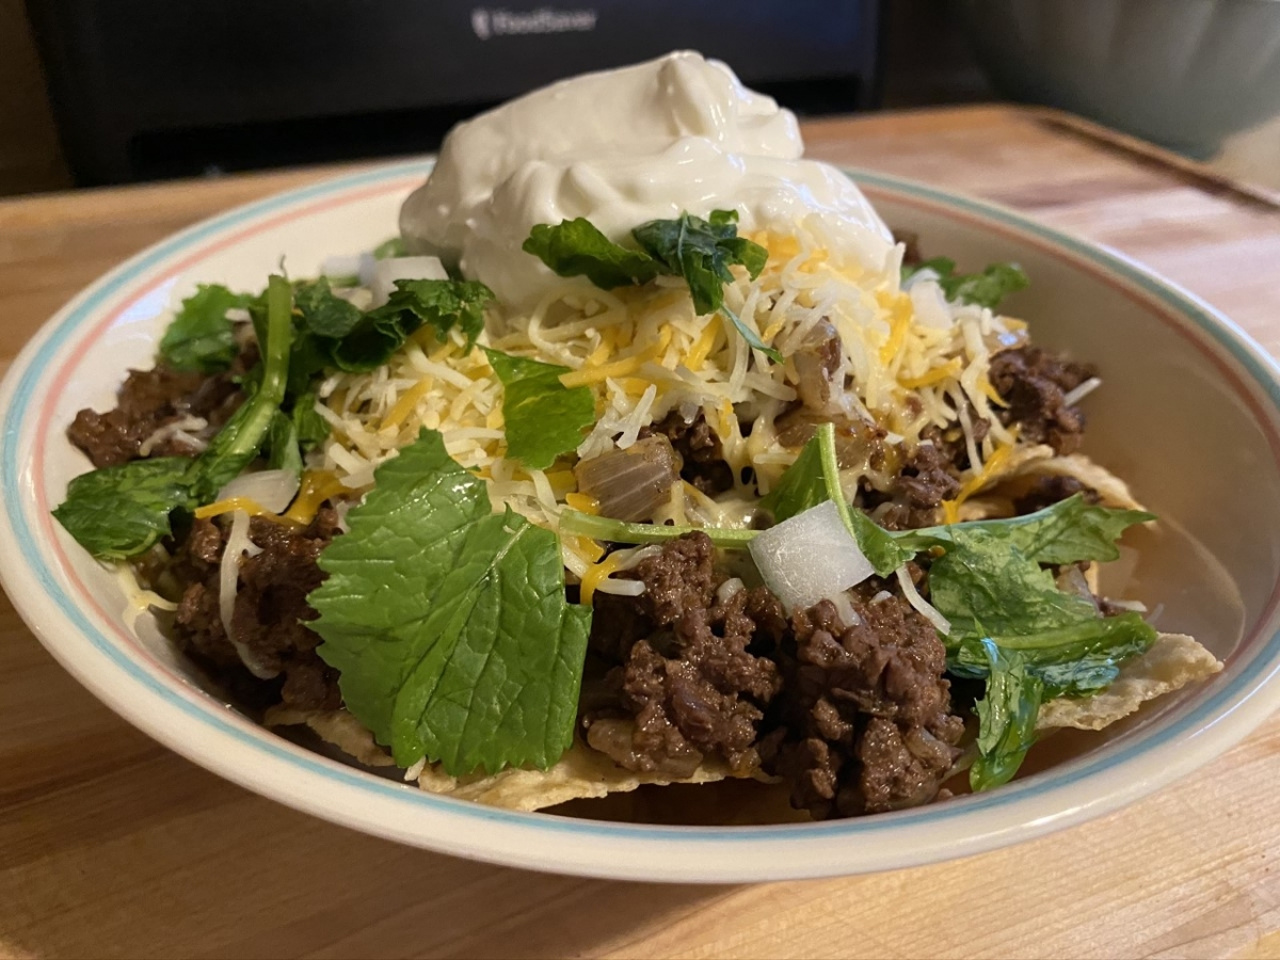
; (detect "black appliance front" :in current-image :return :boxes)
[27,0,883,185]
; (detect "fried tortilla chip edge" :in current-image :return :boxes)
[264,707,750,811]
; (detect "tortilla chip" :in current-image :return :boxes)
[416,740,747,812]
[1036,633,1223,731]
[265,706,396,767]
[957,495,1013,521]
[265,707,749,811]
[1007,452,1146,511]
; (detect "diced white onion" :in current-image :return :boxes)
[215,469,301,514]
[895,565,951,636]
[1062,376,1103,407]
[1104,598,1148,613]
[403,757,427,781]
[220,509,276,679]
[827,591,861,627]
[320,253,363,280]
[370,256,448,306]
[748,500,874,614]
[716,577,746,605]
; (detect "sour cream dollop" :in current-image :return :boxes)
[400,51,896,314]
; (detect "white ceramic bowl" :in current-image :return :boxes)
[3,161,1279,882]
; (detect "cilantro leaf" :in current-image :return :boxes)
[294,278,363,338]
[923,522,1157,790]
[523,211,777,360]
[482,349,596,470]
[289,277,494,375]
[310,429,592,774]
[522,218,660,290]
[52,457,196,560]
[632,209,765,313]
[158,284,250,373]
[633,210,779,362]
[904,257,1029,310]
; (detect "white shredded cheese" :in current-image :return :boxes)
[895,565,951,636]
[220,510,275,679]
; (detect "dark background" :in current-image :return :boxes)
[1,0,990,196]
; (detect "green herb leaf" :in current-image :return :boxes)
[295,278,363,338]
[265,410,303,474]
[760,424,911,574]
[52,457,195,560]
[759,435,827,523]
[482,349,596,470]
[291,385,330,449]
[158,284,250,373]
[523,211,777,360]
[290,277,494,375]
[970,643,1044,792]
[632,210,777,359]
[558,509,758,550]
[364,278,493,355]
[372,237,407,260]
[948,611,1156,698]
[522,218,661,290]
[951,495,1154,566]
[187,274,294,503]
[310,429,592,774]
[905,257,1030,311]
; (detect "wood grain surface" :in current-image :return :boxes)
[2,106,1280,960]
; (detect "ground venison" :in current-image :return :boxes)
[646,410,735,496]
[761,584,965,819]
[169,505,343,711]
[989,345,1095,455]
[67,348,254,468]
[583,533,784,777]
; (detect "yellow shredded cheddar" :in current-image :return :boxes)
[194,496,276,521]
[579,551,628,606]
[684,318,719,371]
[381,377,436,431]
[283,470,352,525]
[899,359,964,389]
[565,492,600,514]
[941,442,1015,523]
[877,292,914,366]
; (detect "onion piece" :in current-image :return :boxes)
[748,500,874,614]
[320,253,363,281]
[220,510,276,679]
[215,469,301,515]
[574,436,680,522]
[369,255,449,306]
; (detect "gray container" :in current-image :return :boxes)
[960,0,1280,157]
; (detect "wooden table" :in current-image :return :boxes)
[3,106,1280,960]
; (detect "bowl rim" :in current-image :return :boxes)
[3,159,1280,882]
